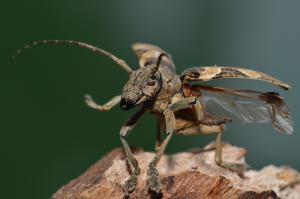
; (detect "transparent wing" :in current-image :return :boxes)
[192,85,293,134]
[204,91,270,123]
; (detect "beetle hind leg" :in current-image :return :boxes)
[179,122,245,175]
[215,133,245,174]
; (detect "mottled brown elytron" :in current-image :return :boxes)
[10,41,293,195]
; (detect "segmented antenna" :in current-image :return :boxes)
[9,40,133,73]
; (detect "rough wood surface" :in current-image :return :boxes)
[52,143,300,199]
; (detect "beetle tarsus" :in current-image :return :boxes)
[147,163,162,193]
[123,173,138,196]
[215,133,246,176]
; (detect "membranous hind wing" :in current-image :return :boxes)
[192,85,293,134]
[132,43,176,72]
[181,66,291,90]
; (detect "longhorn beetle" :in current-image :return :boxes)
[9,40,293,195]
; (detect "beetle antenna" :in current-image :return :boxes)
[156,53,168,68]
[151,52,169,74]
[8,40,133,73]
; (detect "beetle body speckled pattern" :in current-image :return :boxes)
[10,41,293,196]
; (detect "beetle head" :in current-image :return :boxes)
[120,65,161,111]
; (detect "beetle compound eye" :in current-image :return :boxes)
[147,81,156,86]
[192,71,200,78]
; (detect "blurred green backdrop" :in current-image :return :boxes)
[1,1,299,198]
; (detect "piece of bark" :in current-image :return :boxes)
[52,143,300,199]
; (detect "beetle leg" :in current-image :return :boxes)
[194,97,205,120]
[147,108,175,193]
[84,94,121,112]
[169,96,197,111]
[199,116,232,126]
[155,117,162,152]
[120,108,146,196]
[170,96,229,126]
[215,133,245,174]
[170,96,206,122]
[178,124,245,175]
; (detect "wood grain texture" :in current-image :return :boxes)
[52,144,300,199]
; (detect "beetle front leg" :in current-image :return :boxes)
[147,108,175,193]
[215,133,245,174]
[84,94,121,111]
[119,108,146,196]
[155,117,162,152]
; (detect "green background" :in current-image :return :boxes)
[1,1,299,198]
